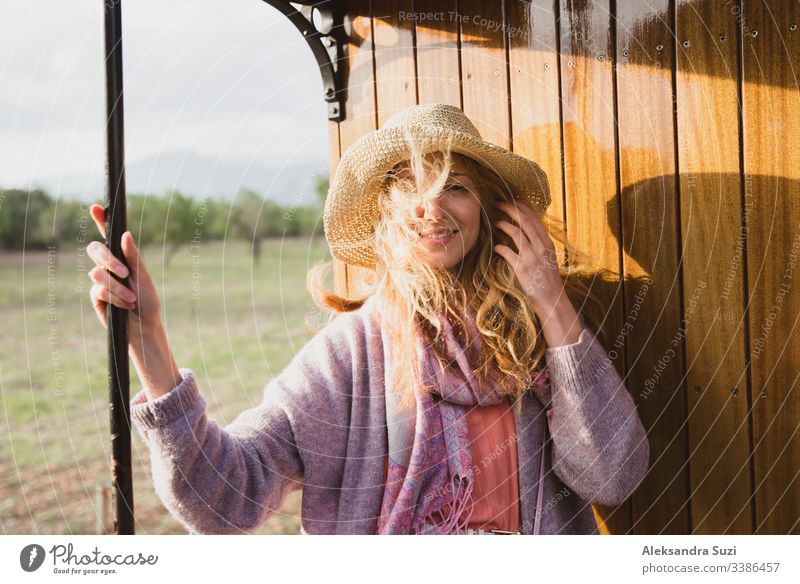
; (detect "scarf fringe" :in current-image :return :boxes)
[422,476,475,534]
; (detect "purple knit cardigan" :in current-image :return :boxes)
[130,295,650,534]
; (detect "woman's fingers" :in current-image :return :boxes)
[87,205,147,330]
[495,200,540,247]
[120,231,148,282]
[493,242,520,266]
[90,282,135,310]
[86,230,148,283]
[90,204,106,239]
[495,219,528,252]
[89,283,135,328]
[88,266,137,303]
[86,240,129,278]
[88,204,147,285]
[90,284,108,329]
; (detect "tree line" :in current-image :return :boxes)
[0,175,328,265]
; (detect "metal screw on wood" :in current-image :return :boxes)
[656,43,664,51]
[760,389,767,398]
[683,40,690,48]
[731,387,738,397]
[752,30,758,37]
[622,49,629,57]
[791,24,797,31]
[719,34,726,42]
[598,54,605,61]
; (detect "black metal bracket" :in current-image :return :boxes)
[262,1,346,121]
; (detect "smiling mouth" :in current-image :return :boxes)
[420,229,458,240]
[416,224,458,236]
[417,228,459,247]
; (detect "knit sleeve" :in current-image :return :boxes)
[129,314,358,534]
[544,324,650,507]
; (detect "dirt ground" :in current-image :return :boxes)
[0,453,302,535]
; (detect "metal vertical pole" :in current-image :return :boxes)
[103,0,134,535]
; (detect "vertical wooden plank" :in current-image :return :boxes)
[335,0,379,299]
[415,0,461,106]
[675,0,752,534]
[557,0,625,531]
[742,0,800,534]
[458,0,511,148]
[615,2,689,535]
[507,0,566,245]
[558,0,620,282]
[373,0,418,125]
[339,2,378,149]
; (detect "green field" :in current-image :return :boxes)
[0,236,333,534]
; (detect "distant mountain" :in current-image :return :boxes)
[38,150,329,207]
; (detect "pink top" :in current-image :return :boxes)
[428,399,520,532]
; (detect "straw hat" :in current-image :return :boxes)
[323,103,551,270]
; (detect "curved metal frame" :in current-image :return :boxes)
[262,1,346,121]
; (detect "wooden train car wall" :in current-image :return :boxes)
[323,0,799,535]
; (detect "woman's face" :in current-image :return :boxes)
[403,154,483,272]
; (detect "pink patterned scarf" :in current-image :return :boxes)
[376,304,541,534]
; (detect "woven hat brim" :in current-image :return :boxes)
[324,125,551,270]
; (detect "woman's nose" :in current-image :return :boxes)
[415,196,445,219]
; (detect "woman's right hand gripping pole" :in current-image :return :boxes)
[87,203,182,400]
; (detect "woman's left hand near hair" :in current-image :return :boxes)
[491,200,584,348]
[491,200,564,313]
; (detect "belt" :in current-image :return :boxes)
[417,523,522,535]
[465,528,522,535]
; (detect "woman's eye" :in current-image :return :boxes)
[445,184,466,193]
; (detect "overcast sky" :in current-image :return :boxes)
[0,0,330,199]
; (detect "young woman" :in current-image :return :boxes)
[86,103,649,535]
